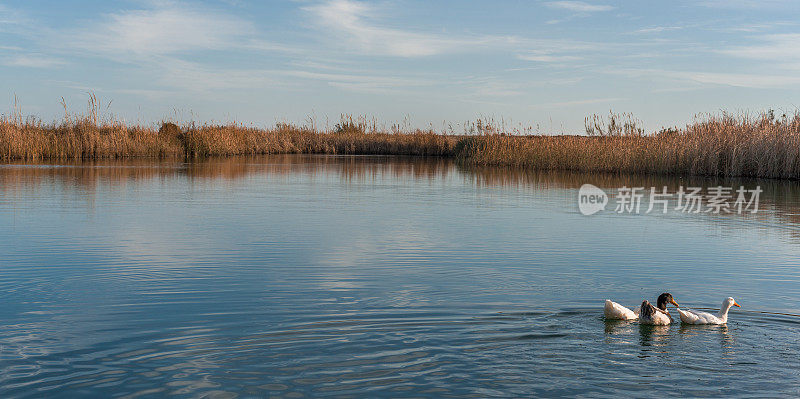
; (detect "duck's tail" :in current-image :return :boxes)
[673,307,693,323]
[603,300,613,317]
[640,300,655,318]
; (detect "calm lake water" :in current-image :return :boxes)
[1,155,800,397]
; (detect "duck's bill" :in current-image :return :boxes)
[670,299,680,307]
[733,302,741,307]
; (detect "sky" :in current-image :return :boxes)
[1,0,800,133]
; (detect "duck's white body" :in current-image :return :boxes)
[675,297,740,325]
[639,307,672,325]
[604,300,639,320]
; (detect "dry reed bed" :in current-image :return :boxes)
[457,112,800,179]
[2,111,799,179]
[0,119,457,160]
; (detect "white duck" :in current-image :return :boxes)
[604,293,680,321]
[675,297,741,325]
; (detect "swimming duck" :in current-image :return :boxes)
[604,293,679,321]
[675,297,741,325]
[638,300,672,325]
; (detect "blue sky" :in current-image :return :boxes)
[1,0,799,133]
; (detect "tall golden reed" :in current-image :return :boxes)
[457,111,800,179]
[2,104,799,179]
[0,114,456,161]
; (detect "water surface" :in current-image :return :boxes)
[1,155,799,397]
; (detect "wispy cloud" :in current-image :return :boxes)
[0,4,26,26]
[716,23,786,33]
[154,59,280,91]
[303,0,508,57]
[285,70,430,86]
[304,0,605,64]
[543,97,623,107]
[456,77,526,97]
[635,25,683,34]
[545,1,614,13]
[699,0,793,9]
[684,71,800,88]
[285,69,436,95]
[136,57,435,95]
[609,67,800,89]
[67,4,281,58]
[517,51,583,63]
[2,54,66,68]
[720,33,800,63]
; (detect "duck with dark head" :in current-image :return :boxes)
[655,293,680,314]
[604,292,679,322]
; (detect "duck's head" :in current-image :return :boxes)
[656,293,679,310]
[724,297,741,309]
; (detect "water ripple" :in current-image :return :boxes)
[2,156,800,397]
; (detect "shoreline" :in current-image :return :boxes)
[2,111,800,179]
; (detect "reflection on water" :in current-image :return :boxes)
[1,155,800,397]
[3,156,800,231]
[637,324,671,348]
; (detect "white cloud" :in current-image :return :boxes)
[545,1,614,12]
[304,0,605,65]
[452,76,527,98]
[716,23,784,33]
[609,67,800,89]
[68,5,272,57]
[303,0,505,57]
[0,4,25,26]
[699,0,793,9]
[285,69,436,94]
[720,33,800,62]
[3,54,66,68]
[285,70,430,86]
[684,71,800,88]
[138,57,435,94]
[156,59,280,91]
[518,51,583,63]
[635,26,683,34]
[543,97,623,107]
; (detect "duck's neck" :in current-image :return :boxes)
[717,302,734,322]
